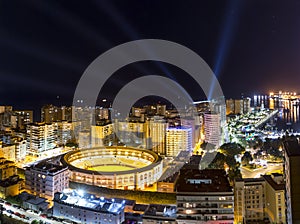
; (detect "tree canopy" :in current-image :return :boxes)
[219,143,245,156]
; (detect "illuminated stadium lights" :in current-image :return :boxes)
[61,146,163,190]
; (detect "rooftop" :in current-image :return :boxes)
[0,157,15,166]
[175,169,232,193]
[181,155,202,170]
[263,175,285,191]
[133,204,149,212]
[29,162,67,174]
[54,190,124,215]
[26,197,47,205]
[283,139,300,156]
[0,175,23,187]
[159,171,179,183]
[235,177,265,183]
[144,204,177,219]
[166,126,192,131]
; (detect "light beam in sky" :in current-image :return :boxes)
[208,0,243,100]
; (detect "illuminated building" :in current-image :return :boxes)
[41,104,62,123]
[282,140,300,224]
[0,158,17,180]
[166,127,192,157]
[234,178,266,223]
[181,117,196,147]
[226,99,235,115]
[41,105,74,123]
[26,122,56,156]
[53,190,125,224]
[91,123,114,147]
[25,162,69,200]
[156,104,166,116]
[204,112,221,147]
[14,138,27,162]
[0,106,13,128]
[12,110,33,129]
[78,130,91,149]
[175,169,234,223]
[95,107,109,120]
[234,175,286,224]
[61,147,163,190]
[116,121,145,146]
[55,121,73,146]
[0,175,24,199]
[157,180,176,193]
[0,158,24,199]
[131,106,146,117]
[0,144,15,161]
[143,204,177,223]
[143,104,164,116]
[226,98,251,115]
[243,97,251,114]
[0,106,12,114]
[0,137,27,162]
[146,116,167,155]
[263,174,286,224]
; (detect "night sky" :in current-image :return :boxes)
[1,0,300,110]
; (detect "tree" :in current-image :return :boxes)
[226,155,239,168]
[241,151,253,166]
[208,152,226,169]
[219,143,245,156]
[228,167,242,181]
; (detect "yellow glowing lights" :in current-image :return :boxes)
[186,209,193,214]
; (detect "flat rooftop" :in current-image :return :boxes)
[176,169,232,193]
[144,204,177,218]
[235,178,265,183]
[283,140,300,156]
[263,175,285,191]
[54,190,124,215]
[0,175,23,187]
[30,162,67,174]
[0,157,15,166]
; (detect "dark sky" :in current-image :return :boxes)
[1,0,300,110]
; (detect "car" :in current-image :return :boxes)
[6,209,14,214]
[14,211,21,217]
[12,204,21,209]
[5,202,11,206]
[51,217,61,221]
[26,209,35,214]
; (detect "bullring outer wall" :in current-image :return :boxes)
[61,146,163,190]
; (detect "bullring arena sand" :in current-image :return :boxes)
[70,156,152,172]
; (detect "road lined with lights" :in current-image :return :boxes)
[241,163,283,178]
[0,200,63,224]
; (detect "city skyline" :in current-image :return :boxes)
[1,1,300,109]
[1,1,300,223]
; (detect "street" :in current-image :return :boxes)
[1,200,62,224]
[241,163,283,178]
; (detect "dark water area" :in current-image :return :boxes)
[253,95,300,132]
